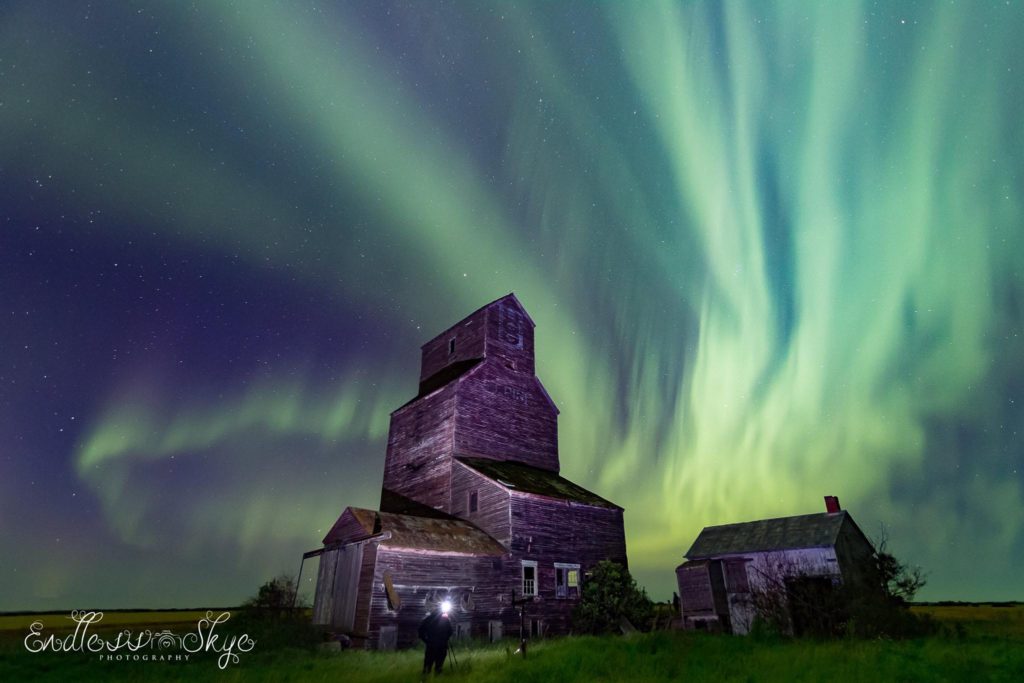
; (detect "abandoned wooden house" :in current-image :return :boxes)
[676,496,877,635]
[304,294,627,649]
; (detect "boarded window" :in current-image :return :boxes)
[555,563,581,599]
[522,560,537,596]
[677,562,714,614]
[469,490,478,513]
[724,560,750,593]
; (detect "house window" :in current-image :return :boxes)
[521,560,537,597]
[448,338,456,355]
[554,563,581,599]
[468,490,478,513]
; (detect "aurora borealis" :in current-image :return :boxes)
[1,0,1022,610]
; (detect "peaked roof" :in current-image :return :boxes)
[458,456,620,509]
[419,292,535,350]
[685,511,851,559]
[330,507,505,556]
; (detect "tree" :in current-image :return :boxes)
[236,575,320,650]
[572,560,653,635]
[873,535,927,605]
[244,574,305,620]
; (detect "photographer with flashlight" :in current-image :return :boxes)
[418,599,454,677]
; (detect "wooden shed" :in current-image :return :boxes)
[305,294,627,648]
[676,497,877,635]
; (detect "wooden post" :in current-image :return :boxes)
[512,591,534,658]
[292,556,306,610]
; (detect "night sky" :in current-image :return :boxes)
[2,1,1022,610]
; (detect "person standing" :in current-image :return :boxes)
[418,607,454,676]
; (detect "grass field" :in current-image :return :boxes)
[912,604,1024,639]
[1,605,1021,682]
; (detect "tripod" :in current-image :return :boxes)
[447,642,458,671]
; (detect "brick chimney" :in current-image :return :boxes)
[824,495,841,514]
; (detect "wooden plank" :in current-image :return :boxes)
[331,543,363,631]
[450,460,511,547]
[382,386,458,511]
[312,548,338,625]
[453,361,559,472]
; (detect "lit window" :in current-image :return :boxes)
[522,560,537,597]
[555,563,581,599]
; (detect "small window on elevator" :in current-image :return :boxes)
[522,560,537,597]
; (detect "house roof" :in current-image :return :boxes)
[685,511,850,559]
[345,507,505,556]
[457,456,620,509]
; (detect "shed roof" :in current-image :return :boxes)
[343,507,505,556]
[458,456,620,509]
[686,511,850,559]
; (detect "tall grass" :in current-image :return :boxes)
[2,606,1022,682]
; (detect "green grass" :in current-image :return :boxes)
[1,606,1022,682]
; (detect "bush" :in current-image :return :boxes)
[841,533,934,639]
[572,561,653,635]
[230,575,321,650]
[244,574,304,619]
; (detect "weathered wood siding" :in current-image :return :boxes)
[382,385,457,511]
[312,548,337,625]
[353,544,378,638]
[420,306,487,383]
[312,543,364,630]
[322,508,369,545]
[509,494,626,566]
[318,294,629,648]
[450,460,511,547]
[483,296,535,375]
[362,493,628,647]
[505,494,627,634]
[691,547,840,634]
[677,562,715,616]
[454,362,559,472]
[833,516,879,592]
[366,547,511,649]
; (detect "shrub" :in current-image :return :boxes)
[572,560,653,635]
[231,575,321,650]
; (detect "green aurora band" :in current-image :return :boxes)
[1,1,1021,604]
